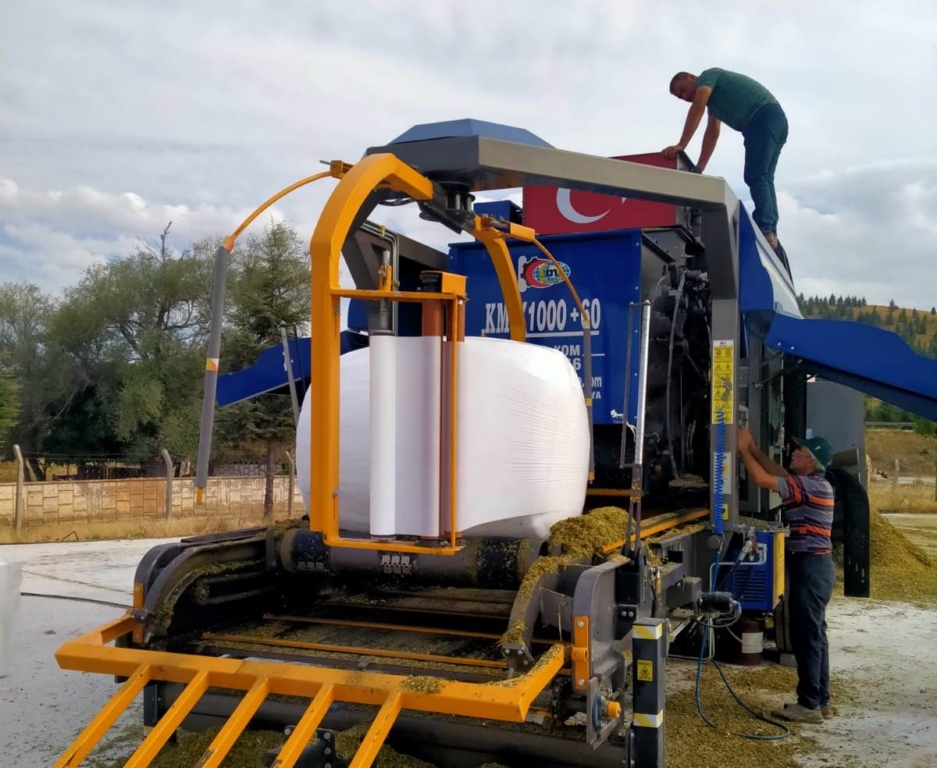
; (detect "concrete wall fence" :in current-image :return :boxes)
[0,475,305,528]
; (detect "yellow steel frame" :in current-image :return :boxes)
[306,155,534,554]
[53,615,566,768]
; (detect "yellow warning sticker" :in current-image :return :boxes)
[637,660,654,682]
[711,340,734,425]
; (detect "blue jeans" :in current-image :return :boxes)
[787,553,834,710]
[743,103,788,237]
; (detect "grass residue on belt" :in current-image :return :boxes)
[401,675,445,694]
[866,506,937,604]
[334,722,435,768]
[547,506,632,557]
[135,727,285,768]
[487,644,565,688]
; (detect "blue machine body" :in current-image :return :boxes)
[450,229,644,426]
[214,116,937,429]
[713,529,782,612]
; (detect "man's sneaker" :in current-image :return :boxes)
[771,703,824,724]
[821,704,836,719]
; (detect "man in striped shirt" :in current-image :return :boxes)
[738,427,835,724]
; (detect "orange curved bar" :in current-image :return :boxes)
[471,223,526,342]
[307,154,434,540]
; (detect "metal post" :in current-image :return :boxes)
[583,320,594,480]
[280,325,301,427]
[893,459,899,490]
[160,449,173,519]
[194,244,231,503]
[286,451,296,518]
[710,299,740,529]
[631,618,666,767]
[630,302,652,548]
[619,302,635,470]
[12,445,24,534]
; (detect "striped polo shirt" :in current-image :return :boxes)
[776,470,834,555]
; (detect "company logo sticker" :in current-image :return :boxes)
[517,256,571,293]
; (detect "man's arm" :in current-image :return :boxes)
[695,115,721,173]
[739,446,780,493]
[750,443,790,479]
[663,86,712,158]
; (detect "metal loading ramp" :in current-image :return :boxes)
[762,313,937,421]
[53,614,566,768]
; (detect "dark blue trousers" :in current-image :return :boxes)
[787,553,834,710]
[742,102,789,237]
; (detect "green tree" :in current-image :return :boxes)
[0,282,53,452]
[0,356,19,446]
[931,306,936,316]
[216,221,310,519]
[44,224,214,462]
[889,299,897,310]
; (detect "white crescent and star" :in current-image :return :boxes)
[555,189,627,224]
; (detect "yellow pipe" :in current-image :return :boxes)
[530,237,590,331]
[307,154,434,542]
[471,221,526,342]
[224,170,335,250]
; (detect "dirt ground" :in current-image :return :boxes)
[1,535,936,767]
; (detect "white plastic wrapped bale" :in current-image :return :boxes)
[296,335,590,539]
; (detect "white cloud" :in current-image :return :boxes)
[0,0,934,313]
[0,178,291,290]
[777,159,937,308]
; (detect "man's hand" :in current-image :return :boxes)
[662,144,684,159]
[737,426,754,453]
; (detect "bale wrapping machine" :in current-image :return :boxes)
[53,120,937,768]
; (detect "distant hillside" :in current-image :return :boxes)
[798,294,937,358]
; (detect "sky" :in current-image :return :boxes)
[1,1,936,308]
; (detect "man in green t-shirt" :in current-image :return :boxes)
[663,68,789,257]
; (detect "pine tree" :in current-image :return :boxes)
[886,307,894,325]
[829,293,837,307]
[932,306,936,316]
[889,299,897,310]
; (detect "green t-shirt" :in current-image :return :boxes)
[696,68,778,132]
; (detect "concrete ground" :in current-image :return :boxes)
[0,538,176,768]
[1,538,936,767]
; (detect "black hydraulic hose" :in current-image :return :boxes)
[22,591,130,610]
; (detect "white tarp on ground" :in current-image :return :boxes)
[296,335,590,539]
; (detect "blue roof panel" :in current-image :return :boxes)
[389,119,553,148]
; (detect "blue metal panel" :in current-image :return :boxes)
[739,206,801,319]
[388,119,553,148]
[215,332,367,408]
[764,314,937,421]
[473,200,522,224]
[716,530,779,611]
[348,299,368,332]
[450,230,643,425]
